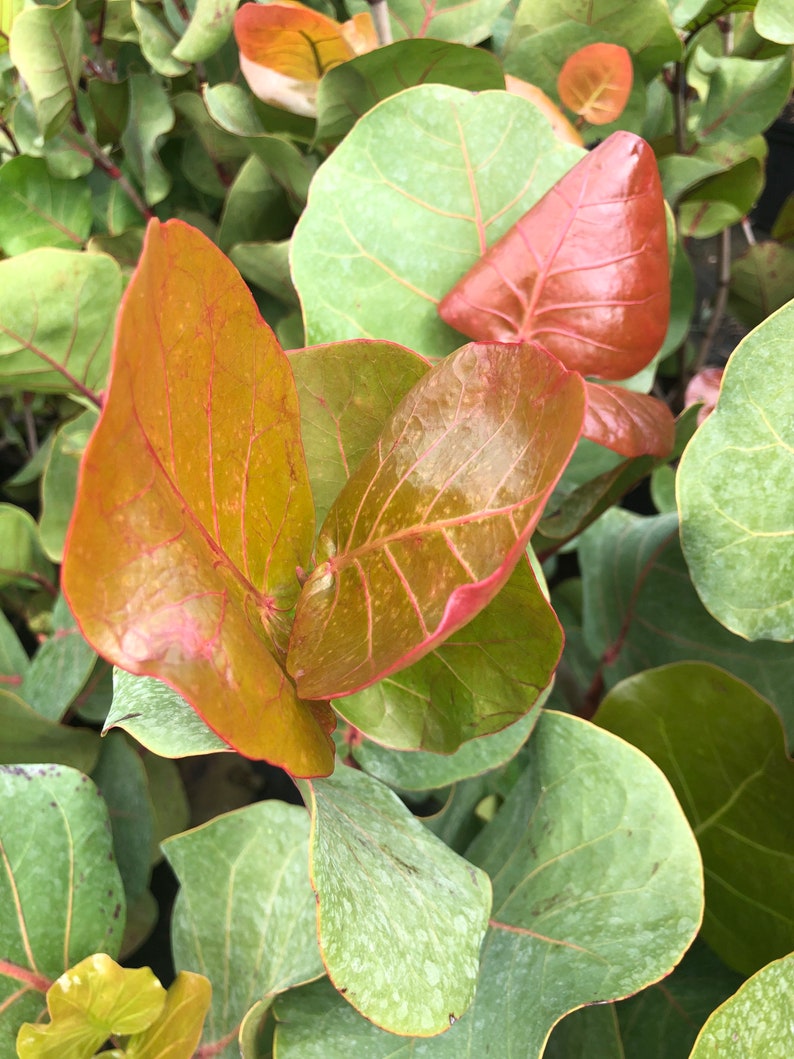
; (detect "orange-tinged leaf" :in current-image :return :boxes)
[504,74,584,147]
[62,219,335,777]
[584,381,675,458]
[287,341,585,700]
[558,43,633,126]
[438,131,670,382]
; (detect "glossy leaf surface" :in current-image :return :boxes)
[335,556,560,751]
[0,249,121,394]
[596,663,794,975]
[62,219,334,775]
[288,341,585,700]
[583,382,675,458]
[690,953,794,1057]
[162,801,323,1055]
[299,764,492,1036]
[0,765,125,1048]
[678,301,794,641]
[439,131,670,381]
[292,85,583,357]
[557,43,633,125]
[280,712,702,1054]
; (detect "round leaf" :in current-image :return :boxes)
[557,43,633,125]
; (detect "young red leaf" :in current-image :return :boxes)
[438,131,670,382]
[62,219,335,778]
[287,341,585,700]
[558,43,633,126]
[684,366,723,424]
[583,381,675,458]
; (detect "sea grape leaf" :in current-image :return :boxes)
[173,0,238,61]
[298,763,492,1036]
[728,241,794,328]
[0,504,54,590]
[215,155,293,251]
[162,800,323,1056]
[123,971,212,1059]
[16,955,165,1058]
[353,705,537,790]
[287,341,585,701]
[280,711,703,1054]
[8,0,83,139]
[678,137,766,238]
[0,248,121,395]
[596,662,794,975]
[291,85,584,357]
[229,241,298,308]
[18,593,97,722]
[0,609,29,683]
[689,953,794,1057]
[583,382,675,458]
[143,752,189,861]
[92,731,155,902]
[62,219,335,776]
[677,300,794,641]
[0,155,91,255]
[314,38,505,145]
[557,43,633,125]
[579,509,794,745]
[438,131,670,382]
[334,555,560,752]
[289,339,431,534]
[345,0,511,45]
[0,765,125,1051]
[503,75,585,146]
[105,669,230,757]
[39,411,97,562]
[132,0,189,77]
[693,51,792,144]
[121,74,175,206]
[0,690,100,771]
[0,0,23,53]
[755,0,794,43]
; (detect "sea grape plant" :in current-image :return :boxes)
[0,0,793,1055]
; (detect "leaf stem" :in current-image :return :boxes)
[0,114,20,156]
[367,0,393,44]
[0,959,53,994]
[694,224,732,374]
[69,114,155,223]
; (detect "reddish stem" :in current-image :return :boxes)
[0,959,52,994]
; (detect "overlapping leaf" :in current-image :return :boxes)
[346,0,510,45]
[678,300,794,641]
[62,219,335,776]
[162,801,323,1056]
[596,662,794,976]
[8,0,82,138]
[298,764,492,1036]
[287,341,585,701]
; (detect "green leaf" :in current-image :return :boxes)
[728,241,794,329]
[315,39,504,145]
[579,509,794,744]
[693,51,792,144]
[172,0,237,61]
[0,690,100,771]
[289,339,430,533]
[92,731,155,902]
[353,697,538,791]
[298,763,492,1036]
[0,0,23,55]
[0,248,121,394]
[596,662,794,975]
[544,1004,623,1059]
[229,240,298,307]
[162,800,323,1055]
[8,0,83,138]
[0,155,91,255]
[346,0,511,44]
[19,593,97,722]
[216,155,292,251]
[291,85,583,356]
[287,342,584,703]
[678,137,767,238]
[39,410,97,562]
[0,503,53,590]
[105,669,229,756]
[16,955,165,1058]
[121,74,175,206]
[335,555,560,752]
[143,752,189,860]
[132,0,190,77]
[0,765,126,1044]
[690,952,794,1056]
[678,300,794,641]
[0,608,29,683]
[755,0,794,43]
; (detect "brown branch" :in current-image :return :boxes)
[0,114,20,156]
[694,224,732,374]
[70,114,155,223]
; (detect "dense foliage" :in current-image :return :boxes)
[0,0,792,1055]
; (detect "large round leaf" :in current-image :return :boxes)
[678,299,794,641]
[291,85,583,357]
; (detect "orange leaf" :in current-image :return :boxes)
[583,381,674,458]
[62,219,335,777]
[558,43,633,126]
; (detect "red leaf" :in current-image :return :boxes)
[584,381,675,458]
[684,366,723,424]
[62,219,335,777]
[438,131,670,381]
[287,341,585,700]
[558,43,633,126]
